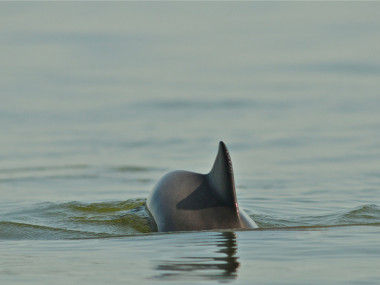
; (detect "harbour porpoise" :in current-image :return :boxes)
[146,141,258,232]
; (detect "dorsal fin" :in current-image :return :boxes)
[207,141,238,209]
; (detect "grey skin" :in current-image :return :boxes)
[146,141,258,232]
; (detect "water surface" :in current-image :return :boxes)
[1,2,380,284]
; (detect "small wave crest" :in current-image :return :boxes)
[253,204,380,228]
[2,202,380,239]
[0,199,153,240]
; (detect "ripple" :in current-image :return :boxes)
[0,164,89,174]
[2,202,380,240]
[0,199,153,240]
[110,165,159,173]
[0,221,111,240]
[252,204,380,228]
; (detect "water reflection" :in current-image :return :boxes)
[153,232,240,282]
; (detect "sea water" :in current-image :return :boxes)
[1,2,380,284]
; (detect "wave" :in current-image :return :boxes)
[0,199,153,240]
[1,202,380,240]
[252,204,380,228]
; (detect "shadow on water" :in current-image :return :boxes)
[152,232,240,282]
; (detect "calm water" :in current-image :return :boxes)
[1,2,380,284]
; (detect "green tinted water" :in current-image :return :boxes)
[2,200,380,240]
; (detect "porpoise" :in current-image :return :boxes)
[146,141,258,232]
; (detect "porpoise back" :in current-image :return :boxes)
[146,141,258,232]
